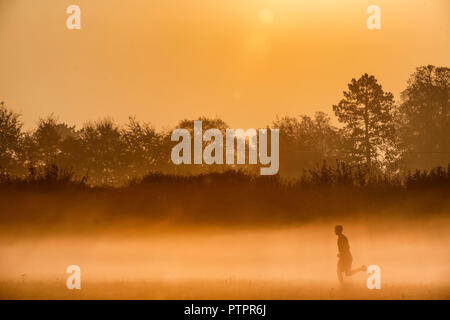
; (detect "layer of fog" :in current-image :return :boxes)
[1,219,449,287]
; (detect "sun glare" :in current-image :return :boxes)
[258,8,275,24]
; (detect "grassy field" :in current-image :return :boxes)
[1,279,449,300]
[1,222,449,300]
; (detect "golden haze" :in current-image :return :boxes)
[0,0,449,129]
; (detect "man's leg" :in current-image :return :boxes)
[337,262,344,283]
[346,265,367,276]
[337,270,344,283]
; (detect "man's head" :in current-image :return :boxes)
[335,225,343,235]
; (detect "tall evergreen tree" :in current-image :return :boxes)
[333,74,396,168]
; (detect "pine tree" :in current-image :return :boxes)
[333,74,396,168]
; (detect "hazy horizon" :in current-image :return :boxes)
[1,0,449,130]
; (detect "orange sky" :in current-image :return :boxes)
[0,0,449,130]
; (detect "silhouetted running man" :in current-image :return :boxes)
[335,225,366,284]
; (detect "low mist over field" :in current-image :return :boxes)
[1,220,449,299]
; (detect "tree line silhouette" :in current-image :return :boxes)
[1,164,448,230]
[0,65,449,186]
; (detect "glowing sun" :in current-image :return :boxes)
[258,9,275,24]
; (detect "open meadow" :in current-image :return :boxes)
[1,220,449,299]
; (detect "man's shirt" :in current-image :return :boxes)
[337,234,352,258]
